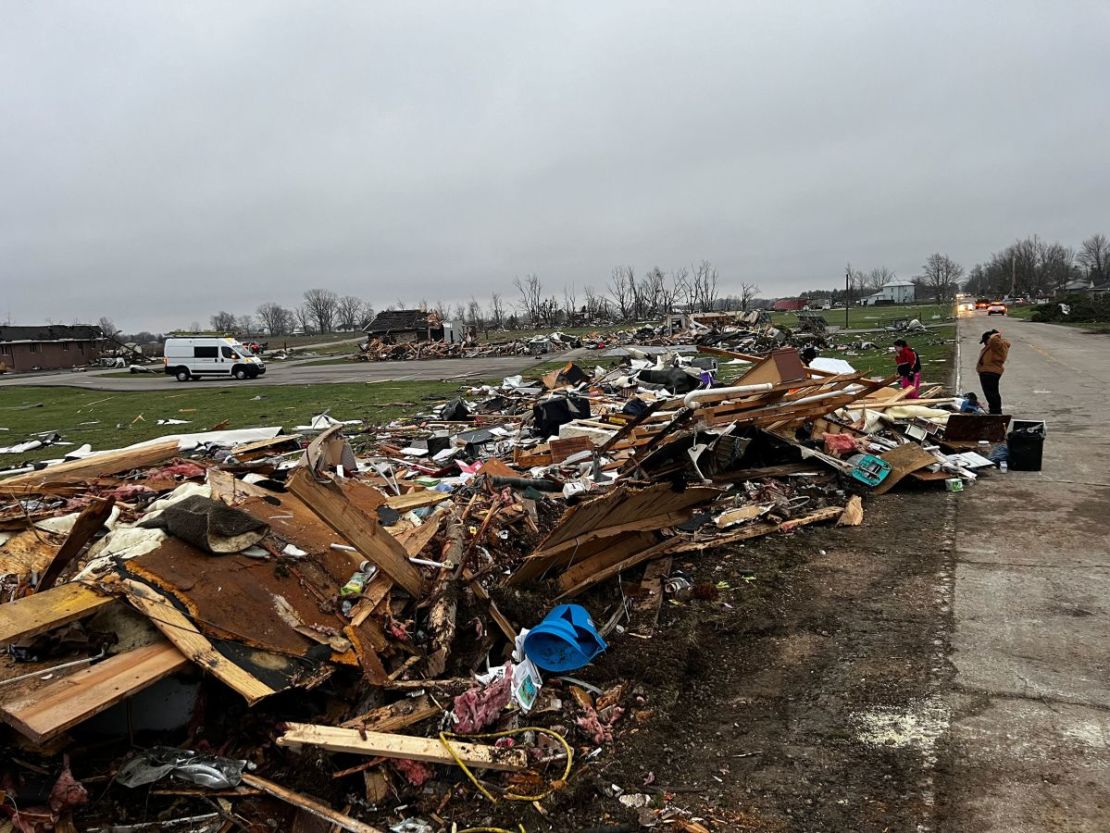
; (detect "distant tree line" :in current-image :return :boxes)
[205,289,376,337]
[962,233,1108,299]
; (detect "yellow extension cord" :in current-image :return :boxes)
[439,725,574,833]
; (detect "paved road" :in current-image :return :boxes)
[940,313,1110,831]
[0,354,564,391]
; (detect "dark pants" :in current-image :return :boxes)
[979,371,1002,414]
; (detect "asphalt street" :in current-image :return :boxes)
[0,353,573,391]
[939,313,1110,832]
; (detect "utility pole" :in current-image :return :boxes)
[845,269,850,330]
[1010,254,1017,297]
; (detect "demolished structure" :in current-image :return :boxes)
[0,344,1003,831]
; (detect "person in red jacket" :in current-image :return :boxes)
[893,339,921,399]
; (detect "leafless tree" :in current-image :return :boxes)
[866,266,895,292]
[583,286,608,320]
[670,267,691,309]
[432,299,448,320]
[562,284,579,324]
[210,311,236,332]
[513,274,544,325]
[1078,233,1109,283]
[295,305,314,334]
[302,288,339,333]
[487,293,506,329]
[920,253,964,303]
[335,296,366,331]
[465,298,483,328]
[740,282,760,310]
[97,316,119,338]
[257,303,292,336]
[236,314,255,335]
[608,266,634,320]
[690,260,719,312]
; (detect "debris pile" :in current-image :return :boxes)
[0,345,1005,831]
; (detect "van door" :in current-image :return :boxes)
[193,344,219,374]
[219,345,238,374]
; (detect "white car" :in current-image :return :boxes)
[987,303,1007,316]
[163,337,265,382]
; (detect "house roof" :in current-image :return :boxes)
[0,325,104,343]
[363,309,442,334]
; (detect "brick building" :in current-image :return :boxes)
[0,325,106,372]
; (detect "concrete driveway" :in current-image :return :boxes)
[940,313,1110,831]
[0,354,568,391]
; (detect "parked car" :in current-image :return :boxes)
[163,336,266,381]
[987,302,1007,316]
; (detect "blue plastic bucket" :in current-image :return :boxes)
[522,604,608,672]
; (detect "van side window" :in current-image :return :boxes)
[221,346,236,359]
[194,346,218,358]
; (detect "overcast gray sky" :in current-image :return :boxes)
[2,1,1109,332]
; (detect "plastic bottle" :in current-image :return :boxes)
[340,561,378,598]
[1000,460,1008,473]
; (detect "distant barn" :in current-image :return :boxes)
[771,297,809,312]
[363,310,444,343]
[0,325,105,373]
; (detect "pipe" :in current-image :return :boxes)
[683,382,774,409]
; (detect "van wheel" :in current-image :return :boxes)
[175,368,191,382]
[234,368,249,380]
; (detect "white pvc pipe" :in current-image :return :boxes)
[683,382,775,409]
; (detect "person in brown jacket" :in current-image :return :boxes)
[976,329,1010,414]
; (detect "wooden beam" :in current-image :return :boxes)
[0,582,113,644]
[340,694,439,731]
[383,490,449,511]
[118,579,276,704]
[0,440,179,487]
[0,641,188,743]
[556,537,681,600]
[240,774,385,833]
[37,497,116,591]
[287,469,425,599]
[277,723,528,771]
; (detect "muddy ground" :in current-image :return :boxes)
[538,483,957,832]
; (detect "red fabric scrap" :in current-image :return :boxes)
[48,758,88,814]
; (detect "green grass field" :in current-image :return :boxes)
[0,381,467,464]
[770,302,954,330]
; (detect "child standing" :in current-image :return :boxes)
[893,339,922,399]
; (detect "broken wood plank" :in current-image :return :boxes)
[287,468,425,598]
[0,440,179,487]
[340,694,439,731]
[37,497,116,591]
[0,641,188,743]
[556,537,681,599]
[276,723,528,771]
[118,579,276,704]
[837,495,864,527]
[240,774,384,833]
[383,490,450,511]
[0,583,113,644]
[872,443,939,495]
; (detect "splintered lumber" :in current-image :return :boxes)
[240,774,385,833]
[837,496,864,526]
[670,505,846,553]
[277,723,529,771]
[340,694,439,731]
[0,583,114,644]
[383,490,450,511]
[0,641,188,743]
[556,537,681,600]
[0,440,179,487]
[118,579,276,704]
[287,468,425,598]
[509,483,719,585]
[37,497,116,591]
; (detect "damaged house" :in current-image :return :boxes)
[363,309,444,344]
[0,325,105,373]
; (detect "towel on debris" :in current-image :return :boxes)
[139,495,268,554]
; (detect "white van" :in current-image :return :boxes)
[163,337,265,382]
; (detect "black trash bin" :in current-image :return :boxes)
[1007,419,1046,471]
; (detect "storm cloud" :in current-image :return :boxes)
[2,1,1109,331]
